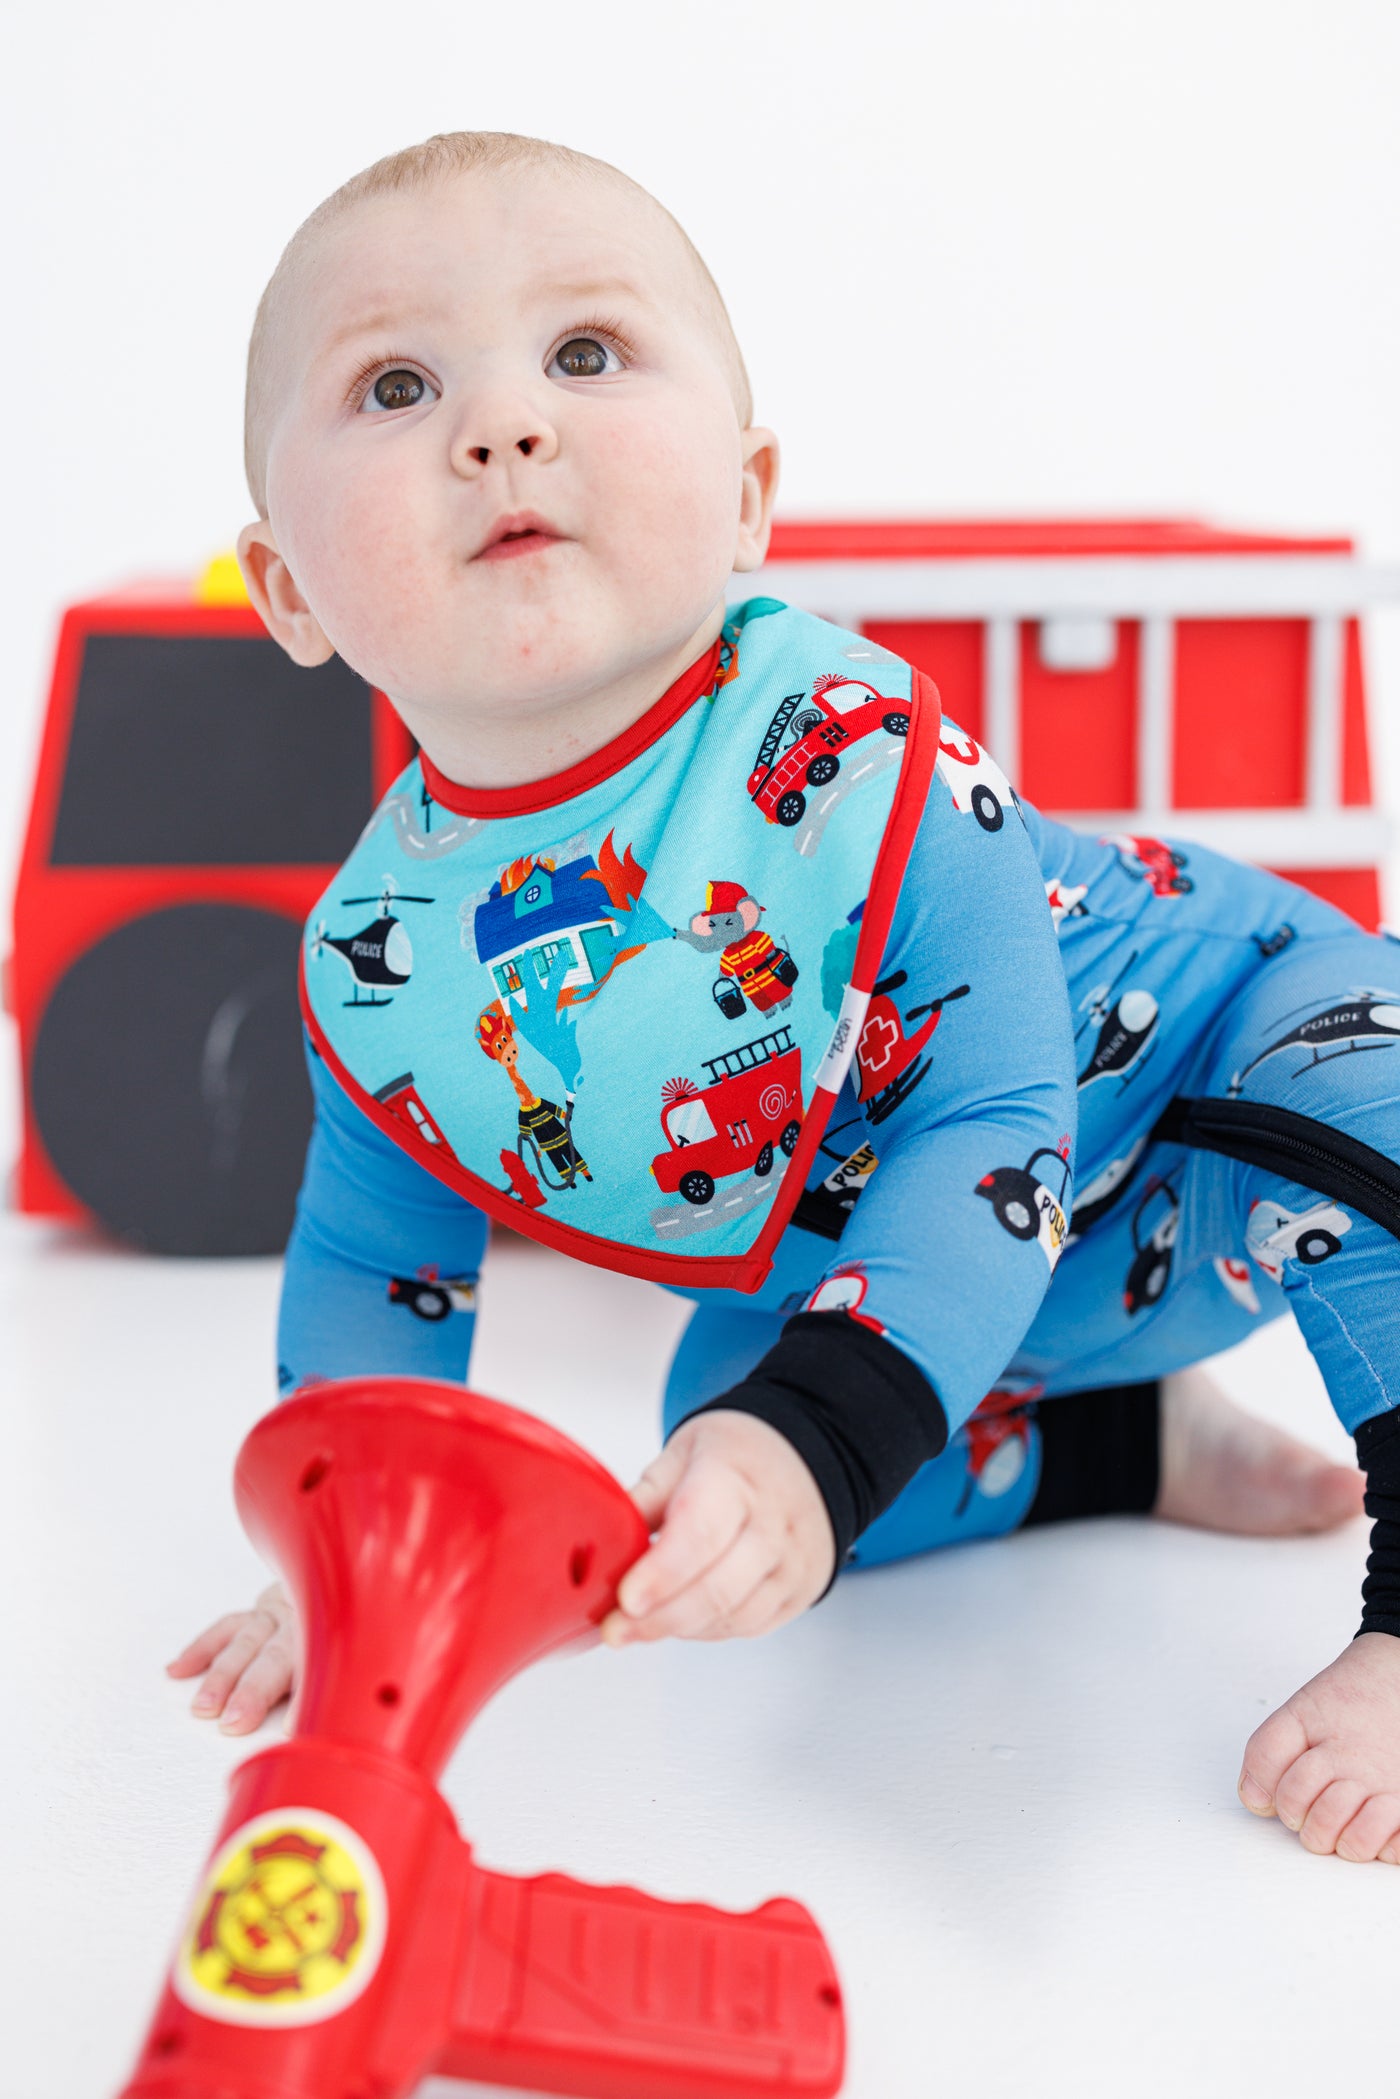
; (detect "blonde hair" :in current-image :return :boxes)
[243,130,753,513]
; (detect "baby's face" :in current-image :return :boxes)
[246,169,773,738]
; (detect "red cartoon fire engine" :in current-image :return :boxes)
[652,1027,804,1205]
[738,519,1400,926]
[747,672,910,827]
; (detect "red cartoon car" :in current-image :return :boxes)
[747,674,909,827]
[1104,833,1194,897]
[652,1027,804,1204]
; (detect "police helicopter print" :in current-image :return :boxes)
[1226,989,1400,1095]
[312,875,435,1007]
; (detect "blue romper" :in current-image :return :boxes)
[279,603,1400,1615]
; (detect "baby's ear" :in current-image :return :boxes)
[237,520,336,666]
[733,426,780,574]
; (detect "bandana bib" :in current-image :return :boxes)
[301,600,938,1292]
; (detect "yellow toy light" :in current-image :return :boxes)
[194,550,250,606]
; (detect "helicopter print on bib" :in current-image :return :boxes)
[312,877,434,1007]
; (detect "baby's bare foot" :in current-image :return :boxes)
[1153,1366,1365,1536]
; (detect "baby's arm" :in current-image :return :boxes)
[167,1044,489,1732]
[606,750,1081,1643]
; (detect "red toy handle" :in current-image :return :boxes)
[117,1379,846,2099]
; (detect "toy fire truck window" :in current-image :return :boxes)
[49,635,374,866]
[1038,614,1118,673]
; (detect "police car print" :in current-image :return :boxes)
[1123,1178,1179,1315]
[935,724,1019,833]
[975,1143,1072,1271]
[1246,1198,1353,1283]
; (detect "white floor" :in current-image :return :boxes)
[3,1207,1391,2099]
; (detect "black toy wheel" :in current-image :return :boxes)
[971,784,1004,832]
[1296,1228,1341,1265]
[780,1119,801,1155]
[754,1142,774,1177]
[882,711,910,736]
[995,1192,1038,1240]
[775,791,807,827]
[1173,874,1195,893]
[30,902,311,1256]
[679,1169,716,1206]
[805,753,840,786]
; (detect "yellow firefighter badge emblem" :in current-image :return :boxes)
[173,1808,387,2026]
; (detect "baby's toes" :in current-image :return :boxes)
[1238,1702,1310,1815]
[1297,1777,1368,1856]
[1336,1794,1400,1864]
[1271,1745,1337,1834]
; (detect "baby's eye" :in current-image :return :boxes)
[549,336,623,381]
[359,368,437,414]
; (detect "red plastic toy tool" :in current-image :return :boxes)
[118,1378,846,2099]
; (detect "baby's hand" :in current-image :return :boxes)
[165,1581,300,1736]
[600,1410,835,1647]
[1238,1632,1400,1861]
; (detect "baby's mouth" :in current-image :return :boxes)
[474,512,567,562]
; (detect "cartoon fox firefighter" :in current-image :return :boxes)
[676,879,799,1020]
[475,1002,591,1194]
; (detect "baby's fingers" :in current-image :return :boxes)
[609,1523,778,1645]
[215,1634,298,1736]
[611,1462,747,1629]
[625,1440,689,1534]
[165,1612,253,1679]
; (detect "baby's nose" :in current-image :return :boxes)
[453,407,560,473]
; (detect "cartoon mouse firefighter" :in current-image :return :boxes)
[475,1002,591,1193]
[675,879,800,1020]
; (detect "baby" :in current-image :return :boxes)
[170,130,1400,1867]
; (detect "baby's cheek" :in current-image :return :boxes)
[601,422,739,599]
[301,484,438,688]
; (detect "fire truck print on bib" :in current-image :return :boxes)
[302,602,943,1293]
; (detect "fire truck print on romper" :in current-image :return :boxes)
[301,600,925,1279]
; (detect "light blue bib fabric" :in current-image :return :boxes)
[302,600,937,1291]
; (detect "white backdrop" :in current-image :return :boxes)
[7,15,1400,2092]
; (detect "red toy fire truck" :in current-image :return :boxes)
[652,1027,804,1206]
[6,559,411,1253]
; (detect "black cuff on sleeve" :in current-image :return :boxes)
[1023,1381,1161,1527]
[677,1311,949,1579]
[1354,1406,1400,1641]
